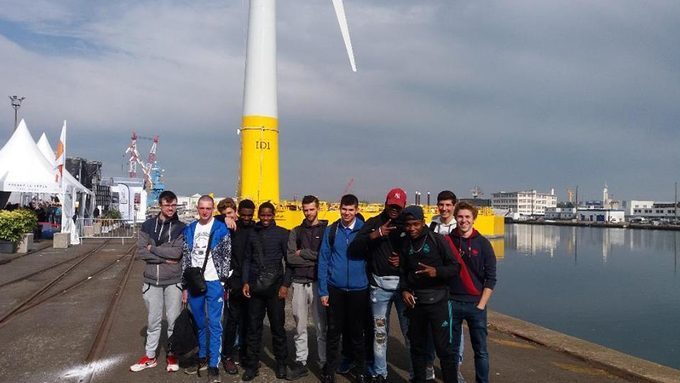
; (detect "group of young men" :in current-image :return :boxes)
[130,188,497,383]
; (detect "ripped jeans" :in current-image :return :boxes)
[368,277,411,378]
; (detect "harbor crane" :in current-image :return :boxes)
[124,131,159,191]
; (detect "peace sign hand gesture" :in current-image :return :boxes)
[415,262,437,278]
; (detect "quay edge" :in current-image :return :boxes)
[489,311,680,383]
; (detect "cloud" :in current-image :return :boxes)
[1,0,679,202]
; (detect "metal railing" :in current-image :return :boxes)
[76,218,137,240]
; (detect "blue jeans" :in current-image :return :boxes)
[368,282,410,378]
[450,300,489,383]
[188,280,225,368]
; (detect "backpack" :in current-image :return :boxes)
[169,306,198,356]
[327,220,340,248]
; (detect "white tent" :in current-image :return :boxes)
[36,133,93,245]
[0,120,62,194]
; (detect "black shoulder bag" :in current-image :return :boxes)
[184,232,214,296]
[250,231,283,296]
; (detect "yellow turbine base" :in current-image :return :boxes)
[239,115,280,204]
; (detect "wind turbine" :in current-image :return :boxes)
[237,0,357,204]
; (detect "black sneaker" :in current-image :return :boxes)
[337,358,354,374]
[356,374,368,383]
[184,358,208,376]
[320,373,336,383]
[242,368,258,381]
[374,375,387,383]
[208,367,221,383]
[286,361,309,380]
[275,361,288,379]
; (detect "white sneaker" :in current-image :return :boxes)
[425,365,435,380]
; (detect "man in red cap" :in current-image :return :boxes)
[349,188,411,382]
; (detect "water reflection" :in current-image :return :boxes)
[509,224,559,257]
[507,224,644,262]
[496,224,680,369]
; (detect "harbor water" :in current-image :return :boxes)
[494,223,680,369]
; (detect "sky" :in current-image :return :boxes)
[1,0,679,203]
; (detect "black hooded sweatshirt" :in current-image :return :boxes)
[349,210,403,281]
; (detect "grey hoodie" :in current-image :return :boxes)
[137,214,186,285]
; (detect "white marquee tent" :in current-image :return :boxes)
[0,119,92,245]
[0,120,62,194]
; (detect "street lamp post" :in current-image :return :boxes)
[9,95,25,130]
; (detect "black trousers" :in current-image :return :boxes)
[340,298,374,369]
[407,301,457,383]
[244,290,288,369]
[324,286,369,376]
[222,289,249,361]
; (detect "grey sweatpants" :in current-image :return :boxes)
[142,282,183,358]
[291,281,326,364]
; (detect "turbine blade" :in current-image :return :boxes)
[331,0,357,72]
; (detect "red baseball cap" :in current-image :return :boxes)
[385,188,407,208]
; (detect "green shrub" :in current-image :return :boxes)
[101,209,122,219]
[15,209,38,234]
[0,210,35,243]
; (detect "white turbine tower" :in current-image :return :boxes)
[238,0,356,204]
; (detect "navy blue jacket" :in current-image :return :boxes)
[448,229,497,302]
[242,222,290,285]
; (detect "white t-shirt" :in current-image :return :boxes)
[191,218,219,281]
[430,215,457,235]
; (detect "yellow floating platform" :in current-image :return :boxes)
[273,201,505,258]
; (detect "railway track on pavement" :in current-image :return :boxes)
[0,240,133,327]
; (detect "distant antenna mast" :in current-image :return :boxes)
[567,188,575,204]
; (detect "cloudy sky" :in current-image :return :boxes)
[1,0,679,203]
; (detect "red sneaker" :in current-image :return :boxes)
[166,355,179,372]
[130,355,157,372]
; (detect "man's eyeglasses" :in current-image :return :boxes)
[161,204,178,208]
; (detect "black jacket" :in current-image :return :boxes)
[285,219,328,284]
[349,211,403,280]
[227,219,255,291]
[242,222,290,286]
[399,228,459,300]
